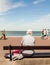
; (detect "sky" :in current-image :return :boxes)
[0,0,50,31]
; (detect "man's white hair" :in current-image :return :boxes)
[27,29,32,34]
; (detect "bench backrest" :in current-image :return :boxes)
[3,45,50,50]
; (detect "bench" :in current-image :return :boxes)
[3,45,50,61]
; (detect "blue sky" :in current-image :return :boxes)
[0,0,50,31]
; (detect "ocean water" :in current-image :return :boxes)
[0,31,50,36]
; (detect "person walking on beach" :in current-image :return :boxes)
[0,31,6,40]
[47,29,49,38]
[44,29,47,39]
[21,29,35,57]
[41,29,44,39]
[41,29,47,39]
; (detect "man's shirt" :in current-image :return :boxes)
[21,35,35,46]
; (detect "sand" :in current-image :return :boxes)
[0,36,50,65]
[0,36,50,57]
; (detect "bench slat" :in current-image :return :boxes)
[3,46,50,50]
[24,52,50,58]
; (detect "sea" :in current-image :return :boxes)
[0,31,50,36]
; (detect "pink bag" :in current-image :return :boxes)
[12,50,21,55]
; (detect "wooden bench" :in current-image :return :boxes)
[3,45,50,61]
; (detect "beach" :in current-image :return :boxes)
[0,36,50,57]
[0,36,50,65]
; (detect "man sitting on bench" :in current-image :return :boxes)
[21,29,35,57]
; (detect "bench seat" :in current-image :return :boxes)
[24,52,50,58]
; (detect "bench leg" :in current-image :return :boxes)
[9,45,12,61]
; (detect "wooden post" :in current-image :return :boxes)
[9,45,12,61]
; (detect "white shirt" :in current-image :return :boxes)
[47,30,49,35]
[21,35,35,46]
[44,30,47,35]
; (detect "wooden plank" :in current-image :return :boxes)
[24,52,50,58]
[3,46,50,50]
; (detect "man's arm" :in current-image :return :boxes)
[33,37,35,45]
[21,36,24,46]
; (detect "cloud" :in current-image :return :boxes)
[18,14,50,31]
[12,2,26,8]
[0,0,26,13]
[12,14,50,31]
[33,0,46,5]
[0,14,50,31]
[31,14,50,30]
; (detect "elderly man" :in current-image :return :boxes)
[21,29,35,57]
[21,29,35,46]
